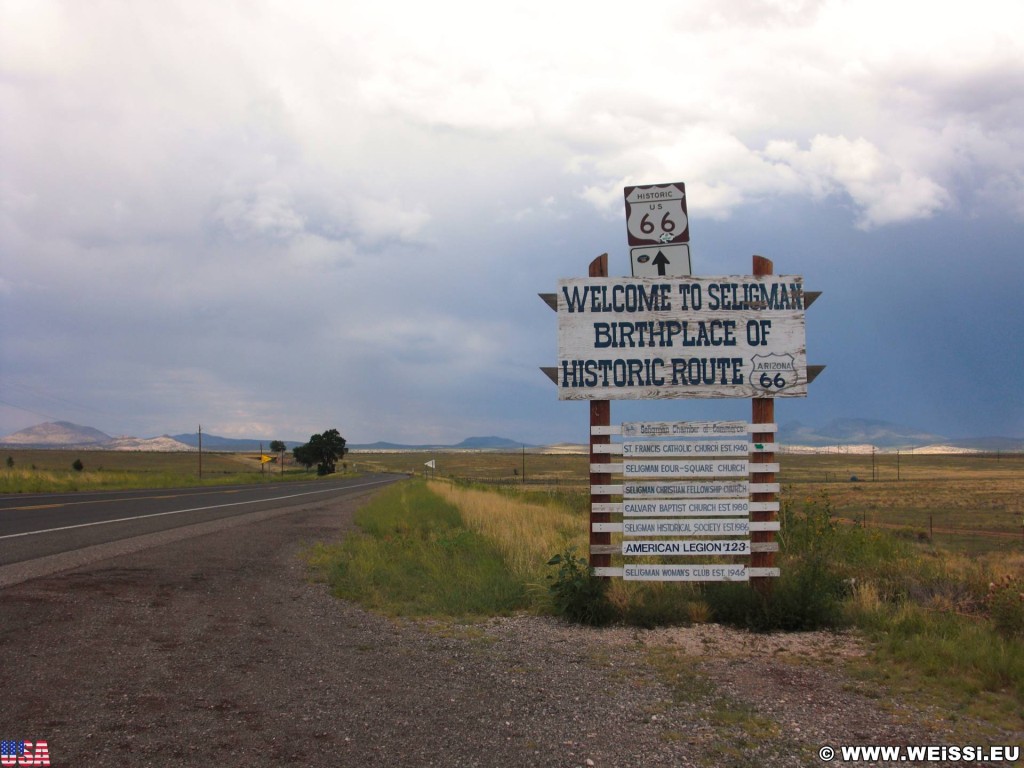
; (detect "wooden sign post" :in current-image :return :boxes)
[751,255,778,595]
[543,183,821,590]
[588,254,613,572]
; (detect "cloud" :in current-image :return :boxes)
[763,135,951,227]
[1,0,1022,443]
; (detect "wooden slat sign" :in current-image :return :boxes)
[623,539,751,556]
[623,460,748,477]
[622,440,751,457]
[623,480,750,497]
[624,518,750,535]
[622,499,753,516]
[557,276,807,400]
[624,564,748,582]
[622,420,751,438]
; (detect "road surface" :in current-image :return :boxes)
[0,473,404,567]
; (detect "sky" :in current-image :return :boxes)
[1,0,1022,445]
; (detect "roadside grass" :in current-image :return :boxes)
[309,480,529,618]
[780,452,1024,554]
[311,469,1024,732]
[355,450,1024,550]
[427,480,582,585]
[0,467,318,493]
[0,449,339,493]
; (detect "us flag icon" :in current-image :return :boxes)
[1,740,50,766]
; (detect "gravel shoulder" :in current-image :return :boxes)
[0,486,1018,767]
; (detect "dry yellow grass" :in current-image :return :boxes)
[428,480,586,583]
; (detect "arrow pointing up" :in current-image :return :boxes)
[652,250,670,276]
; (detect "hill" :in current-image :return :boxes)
[170,433,300,452]
[779,418,946,448]
[2,420,1020,454]
[0,421,195,451]
[0,421,113,447]
[350,436,533,452]
[776,418,1023,452]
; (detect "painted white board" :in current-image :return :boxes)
[558,276,807,400]
[592,500,779,515]
[623,480,749,497]
[622,539,751,556]
[622,499,752,516]
[623,518,751,536]
[623,440,752,457]
[623,564,749,582]
[622,459,750,477]
[622,420,752,438]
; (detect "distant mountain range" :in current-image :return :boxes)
[169,433,302,451]
[0,421,196,452]
[776,418,1023,451]
[0,419,1021,453]
[350,436,530,451]
[0,422,532,452]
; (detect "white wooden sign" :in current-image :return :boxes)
[621,420,754,438]
[622,499,753,516]
[623,480,750,497]
[557,276,807,400]
[623,564,749,582]
[630,244,691,279]
[623,539,751,556]
[623,459,749,478]
[623,518,750,536]
[623,440,751,457]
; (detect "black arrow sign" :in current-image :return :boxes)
[652,250,670,276]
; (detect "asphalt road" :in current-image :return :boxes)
[0,473,405,566]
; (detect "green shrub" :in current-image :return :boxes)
[704,494,849,631]
[546,548,613,626]
[614,581,697,628]
[985,573,1024,638]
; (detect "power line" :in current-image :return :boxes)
[0,397,60,422]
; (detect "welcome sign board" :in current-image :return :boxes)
[557,276,807,400]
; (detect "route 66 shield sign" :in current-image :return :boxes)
[749,353,798,393]
[624,183,690,246]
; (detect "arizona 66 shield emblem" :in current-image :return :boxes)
[749,354,798,393]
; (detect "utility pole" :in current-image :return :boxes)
[198,424,203,480]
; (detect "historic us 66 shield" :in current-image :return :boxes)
[624,183,690,246]
[749,353,798,393]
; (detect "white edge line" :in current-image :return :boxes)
[0,478,397,541]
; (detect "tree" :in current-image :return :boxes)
[292,429,348,476]
[269,439,286,475]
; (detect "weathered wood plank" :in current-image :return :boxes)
[590,461,781,475]
[557,276,808,400]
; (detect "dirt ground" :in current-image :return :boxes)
[0,487,1018,767]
